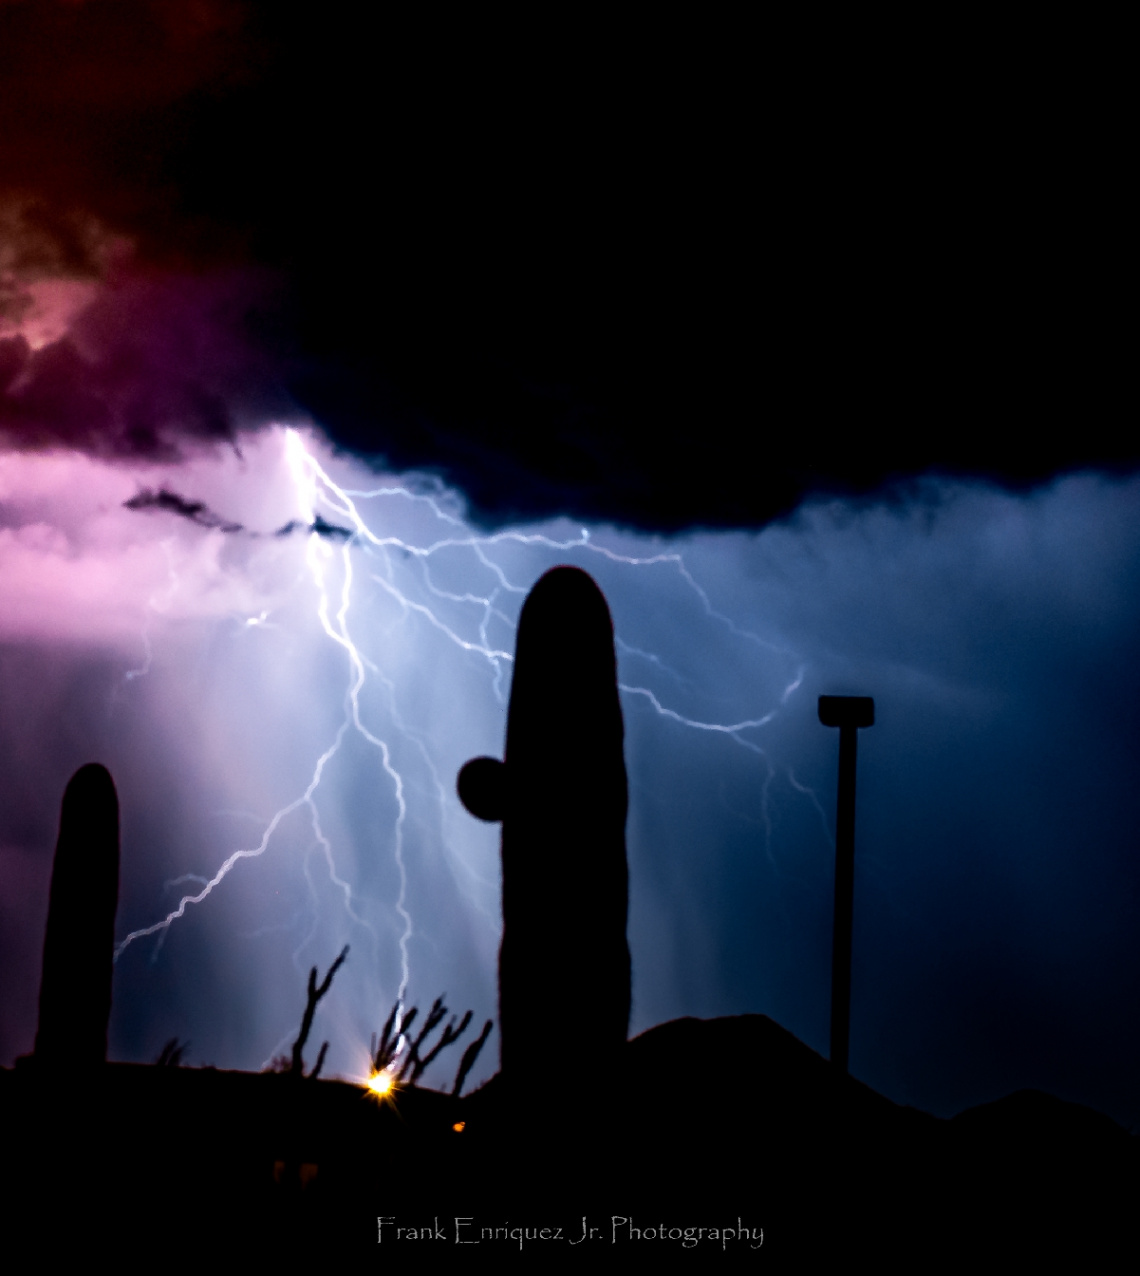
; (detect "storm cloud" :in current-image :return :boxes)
[1,2,1130,529]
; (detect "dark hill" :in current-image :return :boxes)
[4,1014,1132,1260]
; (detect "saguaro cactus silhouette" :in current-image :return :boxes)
[458,566,630,1091]
[35,763,121,1067]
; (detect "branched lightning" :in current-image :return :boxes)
[618,684,778,750]
[115,723,350,960]
[114,426,827,1075]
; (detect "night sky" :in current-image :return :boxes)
[1,3,1135,1128]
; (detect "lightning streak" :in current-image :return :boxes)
[114,426,824,1069]
[114,726,348,959]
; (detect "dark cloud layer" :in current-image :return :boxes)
[0,264,289,457]
[1,2,1130,529]
[123,487,244,531]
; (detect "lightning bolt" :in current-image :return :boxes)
[114,425,825,1077]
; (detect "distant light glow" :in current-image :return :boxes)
[368,1069,396,1097]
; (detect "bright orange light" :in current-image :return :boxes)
[368,1069,396,1097]
[452,1121,466,1133]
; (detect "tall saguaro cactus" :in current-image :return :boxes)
[35,763,121,1067]
[458,566,630,1093]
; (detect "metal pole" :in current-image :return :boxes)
[830,723,857,1075]
[818,695,874,1076]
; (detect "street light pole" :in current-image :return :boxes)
[818,694,874,1076]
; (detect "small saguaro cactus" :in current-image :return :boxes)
[458,566,630,1093]
[35,763,121,1068]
